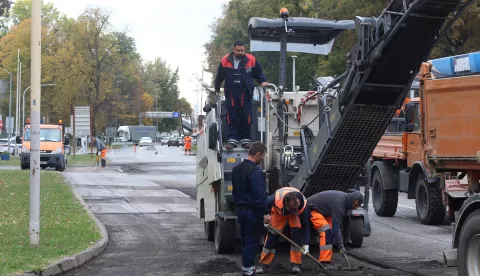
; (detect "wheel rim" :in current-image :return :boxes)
[373,179,382,209]
[467,234,480,275]
[417,184,428,215]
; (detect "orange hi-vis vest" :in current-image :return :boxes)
[273,187,307,216]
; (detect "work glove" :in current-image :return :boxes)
[301,245,309,255]
[339,246,347,256]
[263,214,271,225]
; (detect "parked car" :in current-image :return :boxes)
[160,137,169,145]
[0,139,18,155]
[178,137,184,146]
[167,137,179,147]
[139,137,154,147]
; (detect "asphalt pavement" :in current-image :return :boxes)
[59,144,458,276]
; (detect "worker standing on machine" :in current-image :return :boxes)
[232,141,268,276]
[183,132,192,155]
[257,187,310,274]
[214,40,268,150]
[307,190,364,266]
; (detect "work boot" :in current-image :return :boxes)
[255,265,267,274]
[226,139,238,149]
[291,264,301,274]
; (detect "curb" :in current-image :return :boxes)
[21,179,109,276]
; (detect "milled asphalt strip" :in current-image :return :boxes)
[19,178,109,276]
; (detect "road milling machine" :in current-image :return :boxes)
[196,0,468,254]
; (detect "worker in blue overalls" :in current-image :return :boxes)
[214,40,268,149]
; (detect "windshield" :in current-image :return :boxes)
[24,128,62,142]
[414,103,421,131]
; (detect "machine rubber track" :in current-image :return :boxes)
[291,0,462,197]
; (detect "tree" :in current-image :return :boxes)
[142,57,189,132]
[204,0,480,88]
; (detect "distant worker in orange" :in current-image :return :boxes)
[92,136,107,168]
[396,97,411,117]
[184,132,192,155]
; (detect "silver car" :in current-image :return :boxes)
[139,137,154,147]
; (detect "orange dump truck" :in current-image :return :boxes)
[18,119,69,171]
[369,53,480,227]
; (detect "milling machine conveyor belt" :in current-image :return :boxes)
[290,0,463,197]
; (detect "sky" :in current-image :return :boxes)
[46,0,227,114]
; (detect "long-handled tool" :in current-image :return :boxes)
[265,225,326,270]
[340,250,358,271]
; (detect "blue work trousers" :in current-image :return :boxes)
[237,208,264,276]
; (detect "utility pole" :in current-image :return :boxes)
[29,0,42,247]
[16,49,20,137]
[18,62,22,135]
[3,68,12,155]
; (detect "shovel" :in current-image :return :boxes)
[265,225,326,270]
[341,251,358,271]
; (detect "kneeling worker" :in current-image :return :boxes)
[307,190,364,265]
[257,187,310,274]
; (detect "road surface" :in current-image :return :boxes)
[60,145,458,276]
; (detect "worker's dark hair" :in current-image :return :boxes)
[248,141,267,156]
[233,40,245,47]
[284,192,300,205]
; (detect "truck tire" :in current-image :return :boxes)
[415,175,445,225]
[204,220,214,241]
[372,169,398,217]
[458,210,480,276]
[349,217,364,248]
[214,217,235,254]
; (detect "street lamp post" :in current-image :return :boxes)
[3,68,12,155]
[22,83,55,130]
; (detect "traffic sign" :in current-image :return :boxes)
[106,127,116,137]
[145,112,174,119]
[173,111,180,118]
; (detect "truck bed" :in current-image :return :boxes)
[290,0,461,197]
[372,134,405,160]
[425,74,480,166]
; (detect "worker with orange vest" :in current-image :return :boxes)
[183,133,192,155]
[395,97,411,117]
[257,187,310,274]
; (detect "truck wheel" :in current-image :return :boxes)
[372,170,398,217]
[458,210,480,276]
[205,220,214,241]
[214,217,235,254]
[349,217,364,248]
[415,175,445,225]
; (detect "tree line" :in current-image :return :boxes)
[204,0,480,91]
[0,0,192,134]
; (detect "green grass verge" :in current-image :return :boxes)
[0,155,20,167]
[67,154,97,167]
[0,170,101,275]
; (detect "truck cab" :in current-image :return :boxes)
[18,119,69,171]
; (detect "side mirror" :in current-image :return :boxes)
[64,137,70,145]
[405,123,415,132]
[15,136,21,144]
[405,103,415,124]
[208,123,218,150]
